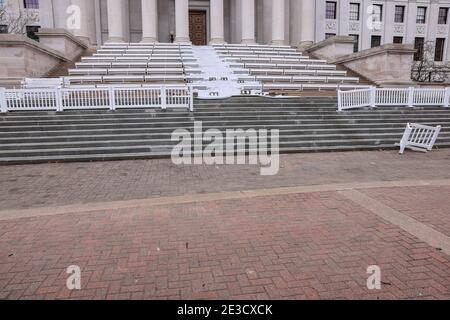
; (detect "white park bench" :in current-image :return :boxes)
[76,62,112,69]
[398,123,442,154]
[144,75,186,83]
[147,68,184,74]
[68,68,108,76]
[21,78,65,89]
[107,68,147,75]
[64,76,103,84]
[111,62,149,68]
[103,75,145,82]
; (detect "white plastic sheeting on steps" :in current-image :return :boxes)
[191,46,261,99]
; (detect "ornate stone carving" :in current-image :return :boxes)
[416,25,426,35]
[437,25,448,36]
[393,24,405,34]
[325,20,337,32]
[348,21,360,32]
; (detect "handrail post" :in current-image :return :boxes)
[337,90,342,112]
[161,86,167,110]
[189,85,194,112]
[369,86,376,108]
[55,87,63,112]
[0,87,7,113]
[443,87,450,108]
[407,87,414,108]
[108,86,116,111]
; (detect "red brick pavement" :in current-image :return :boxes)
[1,189,449,300]
[362,186,450,237]
[1,150,450,211]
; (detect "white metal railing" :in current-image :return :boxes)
[398,123,441,154]
[0,85,194,112]
[338,86,450,111]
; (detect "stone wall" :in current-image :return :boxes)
[305,36,355,61]
[333,44,417,87]
[0,34,68,87]
[37,28,88,61]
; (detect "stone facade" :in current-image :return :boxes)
[2,0,450,60]
[0,34,68,86]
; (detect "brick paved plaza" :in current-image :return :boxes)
[0,150,449,300]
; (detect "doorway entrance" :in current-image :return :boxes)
[189,10,207,45]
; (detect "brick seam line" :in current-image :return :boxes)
[1,178,450,221]
[338,189,450,256]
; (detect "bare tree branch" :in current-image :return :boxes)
[0,4,39,35]
[411,40,450,83]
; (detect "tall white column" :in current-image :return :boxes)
[141,0,158,42]
[241,0,256,44]
[271,0,285,45]
[107,0,126,42]
[298,0,315,50]
[210,0,225,44]
[175,0,190,43]
[72,0,97,45]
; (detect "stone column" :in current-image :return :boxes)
[241,0,256,44]
[175,0,190,43]
[141,0,158,42]
[271,0,285,45]
[107,0,126,42]
[70,0,96,45]
[298,0,315,50]
[210,0,225,44]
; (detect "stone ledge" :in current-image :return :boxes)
[332,43,417,65]
[0,34,68,62]
[306,35,355,52]
[37,28,89,50]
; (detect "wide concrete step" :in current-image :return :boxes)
[1,139,450,162]
[3,112,450,126]
[2,127,448,143]
[2,122,449,139]
[1,96,448,164]
[4,108,450,121]
[2,132,450,151]
[2,117,450,133]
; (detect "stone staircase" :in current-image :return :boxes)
[1,96,450,164]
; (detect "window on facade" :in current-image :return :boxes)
[416,7,427,24]
[349,3,360,21]
[372,4,383,22]
[0,0,5,8]
[26,25,40,41]
[350,34,359,52]
[325,1,337,19]
[394,6,405,23]
[0,25,7,33]
[435,38,445,61]
[325,33,336,40]
[414,37,425,61]
[23,0,39,9]
[393,36,403,44]
[438,8,449,25]
[371,35,381,48]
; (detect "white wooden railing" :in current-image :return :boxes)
[398,123,441,154]
[338,86,450,111]
[0,85,194,112]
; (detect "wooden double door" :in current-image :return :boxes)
[189,10,207,45]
